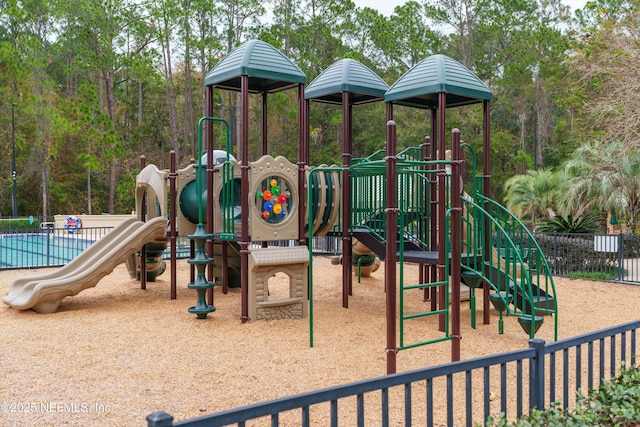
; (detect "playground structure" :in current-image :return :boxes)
[2,41,558,372]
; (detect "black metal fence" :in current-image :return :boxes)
[0,223,113,269]
[3,216,638,285]
[533,232,640,283]
[0,216,190,269]
[147,320,639,427]
[0,218,339,270]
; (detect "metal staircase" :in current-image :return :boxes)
[344,143,558,347]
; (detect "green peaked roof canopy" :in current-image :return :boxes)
[305,59,389,105]
[385,54,492,109]
[204,40,306,93]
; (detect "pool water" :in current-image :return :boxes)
[0,233,95,269]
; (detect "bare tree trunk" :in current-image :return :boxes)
[104,68,118,214]
[138,80,144,153]
[161,33,180,162]
[41,166,48,219]
[535,75,553,169]
[35,69,50,219]
[87,166,92,215]
[183,0,195,157]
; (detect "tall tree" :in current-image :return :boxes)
[148,0,182,162]
[529,0,572,169]
[425,0,491,67]
[179,0,196,158]
[59,0,143,214]
[21,0,59,219]
[347,2,441,77]
[0,0,29,215]
[569,0,640,148]
[218,0,265,53]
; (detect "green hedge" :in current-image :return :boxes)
[0,217,41,231]
[533,234,619,276]
[483,363,640,426]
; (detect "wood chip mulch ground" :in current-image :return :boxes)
[2,256,640,426]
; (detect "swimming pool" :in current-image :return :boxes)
[0,233,95,269]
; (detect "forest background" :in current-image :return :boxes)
[0,0,638,228]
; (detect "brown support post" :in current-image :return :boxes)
[341,91,352,307]
[483,100,491,325]
[222,242,229,293]
[169,150,177,300]
[298,85,307,247]
[206,87,215,306]
[385,120,398,375]
[298,95,313,246]
[437,93,447,332]
[347,102,354,297]
[383,102,393,295]
[261,91,269,249]
[262,92,268,155]
[240,75,250,323]
[140,155,147,291]
[304,98,310,167]
[451,129,463,362]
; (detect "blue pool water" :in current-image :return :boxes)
[0,233,95,269]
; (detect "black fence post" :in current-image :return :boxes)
[146,411,174,427]
[553,233,558,275]
[528,338,546,411]
[618,233,624,281]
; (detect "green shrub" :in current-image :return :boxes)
[535,212,604,234]
[567,269,622,281]
[482,363,640,426]
[533,233,618,276]
[0,217,40,231]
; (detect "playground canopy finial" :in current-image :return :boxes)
[204,40,306,93]
[305,58,389,105]
[384,54,493,109]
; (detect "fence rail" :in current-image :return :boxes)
[533,232,640,283]
[3,215,639,285]
[0,222,339,270]
[147,320,639,427]
[0,225,113,269]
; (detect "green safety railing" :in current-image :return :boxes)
[461,144,558,339]
[219,158,236,239]
[309,142,558,349]
[465,194,558,339]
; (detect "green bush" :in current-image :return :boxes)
[0,217,41,231]
[483,363,640,426]
[533,233,618,276]
[535,212,604,234]
[567,269,622,281]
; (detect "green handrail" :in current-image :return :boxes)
[462,195,558,339]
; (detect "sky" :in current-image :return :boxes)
[352,0,589,17]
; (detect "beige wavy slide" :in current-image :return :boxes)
[2,216,168,313]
